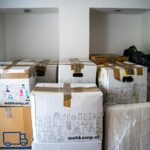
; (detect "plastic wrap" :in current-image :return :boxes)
[104,102,150,150]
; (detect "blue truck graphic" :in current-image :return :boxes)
[3,132,28,147]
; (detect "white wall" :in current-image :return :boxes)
[0,0,150,59]
[140,11,150,54]
[59,1,89,59]
[90,11,142,54]
[4,13,59,60]
[0,14,5,60]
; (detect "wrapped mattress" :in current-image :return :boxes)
[105,102,150,150]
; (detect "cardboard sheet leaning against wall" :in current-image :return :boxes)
[0,65,36,106]
[31,83,103,143]
[58,58,97,83]
[104,102,150,150]
[98,61,147,105]
[0,106,32,149]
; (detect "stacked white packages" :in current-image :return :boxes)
[31,83,103,150]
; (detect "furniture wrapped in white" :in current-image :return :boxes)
[104,102,150,150]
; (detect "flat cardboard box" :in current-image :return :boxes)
[36,60,58,83]
[104,102,150,150]
[58,59,97,83]
[0,66,36,106]
[32,141,102,150]
[0,106,32,149]
[31,83,103,143]
[90,54,128,65]
[98,61,147,105]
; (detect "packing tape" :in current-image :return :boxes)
[69,58,84,73]
[98,64,121,81]
[63,83,71,107]
[4,59,22,69]
[118,62,143,76]
[33,84,100,107]
[36,59,54,76]
[110,62,135,75]
[5,107,12,119]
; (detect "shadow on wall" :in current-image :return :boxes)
[90,9,108,54]
[90,8,142,55]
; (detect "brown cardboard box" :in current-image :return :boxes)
[90,54,128,65]
[0,106,32,149]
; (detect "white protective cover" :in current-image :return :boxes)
[105,102,150,150]
[98,61,147,105]
[31,83,103,143]
[58,59,97,83]
[0,66,36,106]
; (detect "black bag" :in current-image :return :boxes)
[124,46,150,71]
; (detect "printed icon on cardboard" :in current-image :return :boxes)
[3,132,28,147]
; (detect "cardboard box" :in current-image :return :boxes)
[32,141,102,150]
[104,103,150,150]
[16,60,38,66]
[90,54,128,65]
[31,83,103,143]
[58,58,97,83]
[98,61,147,105]
[0,106,32,149]
[0,66,36,106]
[36,60,58,83]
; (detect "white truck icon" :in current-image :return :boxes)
[3,132,28,147]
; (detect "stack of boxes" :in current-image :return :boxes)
[0,62,35,149]
[0,55,149,150]
[31,58,103,150]
[90,54,149,150]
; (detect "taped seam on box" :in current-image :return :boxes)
[0,67,34,79]
[5,107,12,119]
[69,58,84,73]
[98,64,121,81]
[32,85,100,107]
[4,59,21,69]
[63,83,71,107]
[117,62,143,76]
[115,62,135,75]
